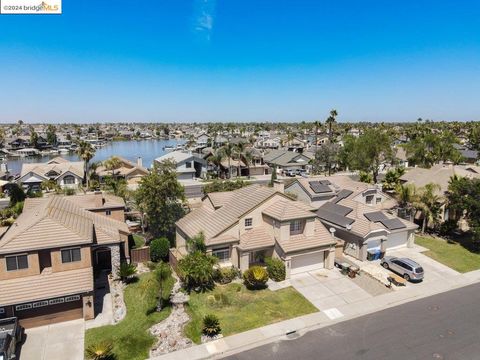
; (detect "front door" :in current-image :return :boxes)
[95,249,112,271]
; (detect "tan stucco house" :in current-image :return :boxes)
[175,183,336,278]
[0,195,130,328]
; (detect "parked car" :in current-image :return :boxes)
[296,169,308,176]
[285,169,297,177]
[0,317,24,360]
[381,256,424,281]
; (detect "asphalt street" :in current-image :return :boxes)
[223,283,480,360]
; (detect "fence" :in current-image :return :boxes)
[169,248,184,272]
[131,246,150,264]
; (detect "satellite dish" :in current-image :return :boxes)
[346,224,352,230]
[329,227,336,234]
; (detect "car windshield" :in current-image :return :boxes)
[415,267,424,273]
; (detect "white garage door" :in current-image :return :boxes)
[387,232,408,250]
[291,251,325,275]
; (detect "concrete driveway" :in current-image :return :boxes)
[290,268,372,312]
[19,319,85,360]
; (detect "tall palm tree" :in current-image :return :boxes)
[413,183,442,233]
[314,120,321,151]
[242,150,254,179]
[207,149,225,179]
[76,140,96,188]
[223,143,235,179]
[326,109,338,142]
[235,142,246,178]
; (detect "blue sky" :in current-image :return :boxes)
[0,0,479,123]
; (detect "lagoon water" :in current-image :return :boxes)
[5,139,185,175]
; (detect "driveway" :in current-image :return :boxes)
[290,268,372,313]
[19,319,85,360]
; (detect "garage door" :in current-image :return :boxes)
[291,251,325,275]
[16,300,83,328]
[386,232,408,250]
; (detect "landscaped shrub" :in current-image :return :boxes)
[202,314,221,337]
[437,219,458,237]
[265,257,286,282]
[214,266,240,284]
[85,340,116,360]
[178,251,218,291]
[243,266,269,290]
[117,262,137,283]
[150,237,170,262]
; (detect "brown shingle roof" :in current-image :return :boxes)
[0,267,93,306]
[239,228,275,250]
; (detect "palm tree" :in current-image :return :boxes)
[242,150,254,179]
[207,149,225,178]
[395,183,417,221]
[235,142,246,178]
[223,143,235,179]
[103,156,122,180]
[76,140,96,188]
[326,109,338,142]
[413,183,442,233]
[314,120,321,151]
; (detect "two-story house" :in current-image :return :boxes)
[0,196,130,328]
[18,157,85,192]
[174,183,336,278]
[155,150,207,180]
[95,156,149,187]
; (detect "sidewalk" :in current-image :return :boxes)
[150,268,480,360]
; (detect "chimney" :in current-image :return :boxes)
[273,180,284,193]
[137,157,143,168]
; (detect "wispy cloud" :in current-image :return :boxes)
[193,0,217,41]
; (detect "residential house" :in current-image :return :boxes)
[65,192,126,222]
[286,177,415,261]
[454,144,479,164]
[0,196,130,328]
[18,157,84,192]
[400,162,480,222]
[95,156,149,187]
[155,150,207,180]
[263,149,311,174]
[175,184,336,278]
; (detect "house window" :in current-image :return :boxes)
[185,161,192,168]
[212,247,230,263]
[366,195,374,204]
[6,254,29,271]
[61,248,81,263]
[376,197,382,204]
[106,210,112,216]
[63,175,75,185]
[0,308,4,314]
[245,218,253,227]
[290,220,303,234]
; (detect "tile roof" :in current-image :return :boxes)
[206,191,234,209]
[262,200,316,221]
[65,193,126,210]
[0,267,94,306]
[277,220,335,253]
[176,184,276,241]
[20,157,84,180]
[263,150,310,167]
[0,196,129,254]
[239,228,275,250]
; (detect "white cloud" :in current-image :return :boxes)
[193,0,216,41]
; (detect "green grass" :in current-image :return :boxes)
[85,272,174,360]
[132,234,145,248]
[184,283,317,343]
[416,235,480,273]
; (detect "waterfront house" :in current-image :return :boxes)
[18,157,84,192]
[95,156,149,187]
[155,150,207,180]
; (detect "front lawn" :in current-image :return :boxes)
[85,272,174,360]
[415,235,480,273]
[184,283,317,343]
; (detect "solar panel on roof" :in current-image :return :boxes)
[316,208,355,228]
[333,189,353,203]
[309,181,331,193]
[322,202,353,216]
[364,211,389,222]
[319,180,331,185]
[380,218,406,230]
